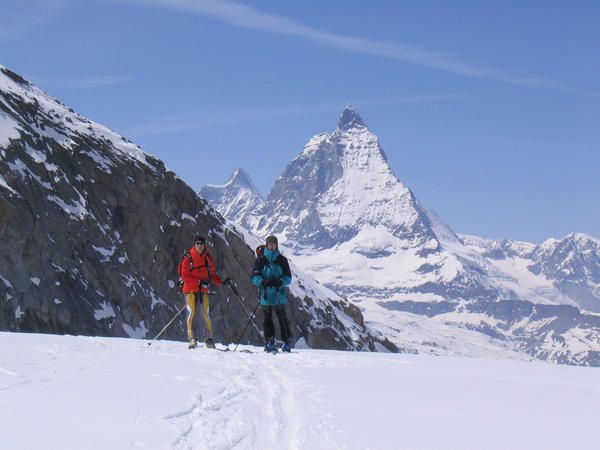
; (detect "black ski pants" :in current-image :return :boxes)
[262,304,291,342]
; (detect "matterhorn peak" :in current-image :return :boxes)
[337,105,367,131]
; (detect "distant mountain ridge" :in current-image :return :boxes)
[202,106,600,366]
[461,232,600,312]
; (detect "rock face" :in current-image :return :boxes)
[0,65,394,352]
[203,106,600,366]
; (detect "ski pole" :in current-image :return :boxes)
[225,278,240,296]
[233,300,261,352]
[224,279,262,336]
[147,304,187,346]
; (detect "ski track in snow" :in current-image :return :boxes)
[164,349,334,450]
[167,370,252,449]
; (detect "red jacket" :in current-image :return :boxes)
[178,246,222,294]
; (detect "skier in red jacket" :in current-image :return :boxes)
[178,235,222,348]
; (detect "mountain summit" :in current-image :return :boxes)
[199,168,264,229]
[337,104,367,130]
[226,168,262,194]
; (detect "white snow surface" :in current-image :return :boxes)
[0,110,20,148]
[1,332,599,450]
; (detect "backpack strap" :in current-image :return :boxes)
[276,254,292,278]
[188,251,211,282]
[205,253,211,283]
[252,254,267,277]
[178,250,190,277]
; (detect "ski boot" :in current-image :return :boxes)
[205,338,215,349]
[281,341,291,353]
[264,338,277,353]
[188,338,198,349]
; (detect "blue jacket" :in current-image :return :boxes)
[251,248,292,306]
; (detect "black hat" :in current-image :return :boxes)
[194,235,206,244]
[265,235,278,246]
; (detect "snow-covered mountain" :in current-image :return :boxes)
[252,106,437,250]
[0,65,393,351]
[203,106,600,366]
[199,168,264,230]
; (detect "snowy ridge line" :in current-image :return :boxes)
[0,65,153,169]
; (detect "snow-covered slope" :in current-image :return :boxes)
[2,332,599,450]
[202,106,600,366]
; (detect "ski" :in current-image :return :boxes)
[187,343,259,354]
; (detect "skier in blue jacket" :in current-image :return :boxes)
[251,235,293,352]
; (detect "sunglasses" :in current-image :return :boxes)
[195,241,205,246]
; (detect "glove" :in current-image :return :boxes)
[199,280,209,289]
[264,278,282,288]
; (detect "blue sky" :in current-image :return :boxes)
[1,0,599,243]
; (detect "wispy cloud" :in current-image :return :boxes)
[0,0,66,41]
[116,0,568,91]
[125,94,464,137]
[40,75,132,90]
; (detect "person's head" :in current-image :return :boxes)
[194,235,206,251]
[265,235,278,251]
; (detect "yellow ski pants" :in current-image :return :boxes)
[185,291,212,340]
